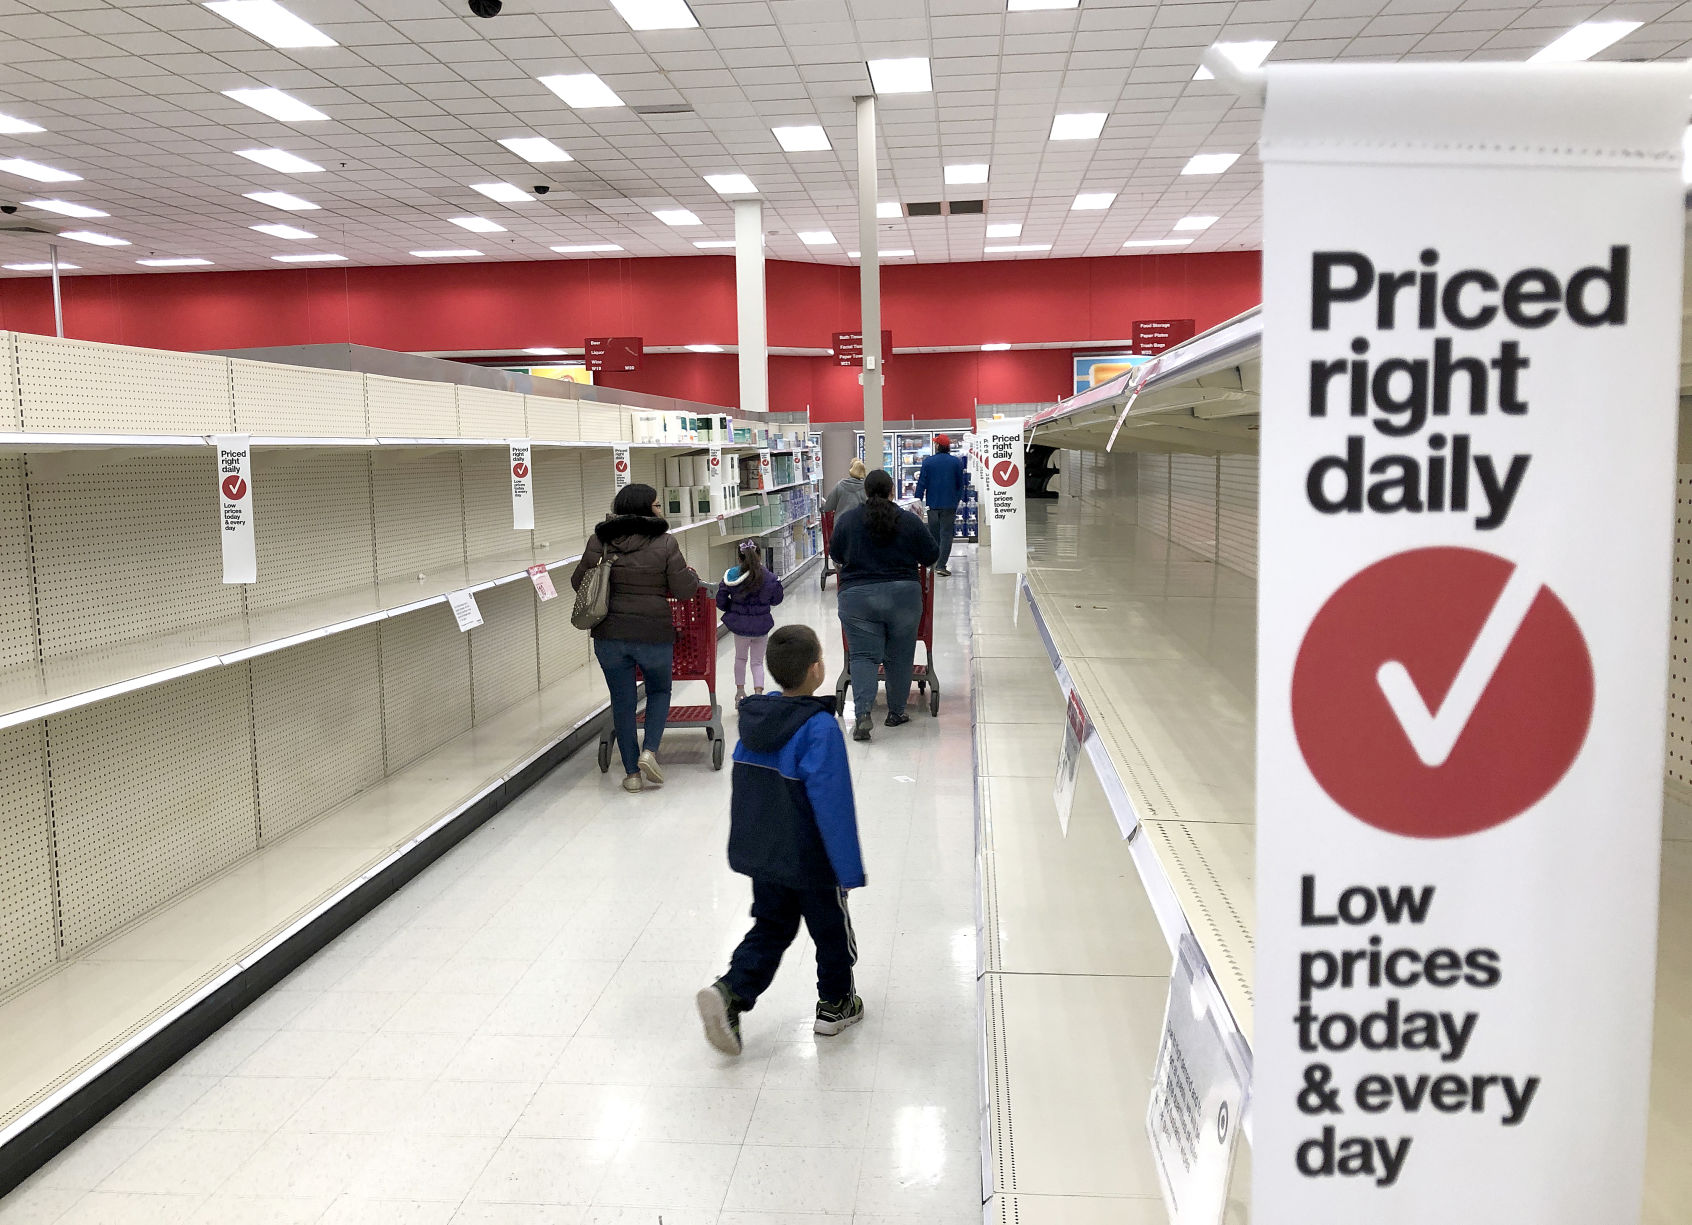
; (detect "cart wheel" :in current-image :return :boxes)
[917,680,927,694]
[929,690,941,717]
[704,725,716,742]
[597,739,610,773]
[712,737,726,770]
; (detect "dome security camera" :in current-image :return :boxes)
[0,205,17,215]
[534,185,550,195]
[468,0,501,15]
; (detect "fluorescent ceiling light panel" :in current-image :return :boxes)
[272,252,346,262]
[525,347,566,355]
[984,243,1051,253]
[945,163,989,185]
[704,173,757,195]
[867,57,932,94]
[251,223,314,240]
[797,231,836,245]
[205,0,335,48]
[451,216,506,233]
[848,249,914,258]
[23,199,105,218]
[1008,0,1079,8]
[235,147,322,173]
[0,159,80,183]
[0,112,44,135]
[686,344,724,352]
[1529,20,1642,62]
[654,208,701,226]
[1072,192,1116,210]
[411,249,482,258]
[1049,112,1106,141]
[472,182,533,203]
[4,262,78,271]
[694,240,736,249]
[1182,152,1239,175]
[1173,215,1218,231]
[138,258,213,267]
[60,230,128,246]
[773,125,831,152]
[499,136,572,163]
[985,222,1022,238]
[223,87,326,122]
[245,190,318,210]
[1195,40,1275,80]
[539,73,624,109]
[1124,238,1194,247]
[981,343,1011,351]
[550,243,623,253]
[876,201,902,219]
[610,0,698,29]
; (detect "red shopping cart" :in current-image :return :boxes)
[833,565,940,717]
[597,587,727,772]
[819,510,837,590]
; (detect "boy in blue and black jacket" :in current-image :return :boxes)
[696,625,865,1056]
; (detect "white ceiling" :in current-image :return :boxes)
[0,0,1685,277]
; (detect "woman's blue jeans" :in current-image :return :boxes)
[837,580,922,720]
[594,638,674,775]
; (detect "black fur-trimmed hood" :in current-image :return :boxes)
[594,514,671,548]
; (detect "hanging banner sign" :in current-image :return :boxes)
[758,449,773,490]
[1148,936,1249,1225]
[1254,62,1689,1224]
[214,434,256,585]
[446,589,483,632]
[1132,318,1197,355]
[1053,686,1088,836]
[510,440,535,530]
[527,564,557,601]
[612,444,631,490]
[985,417,1026,574]
[584,336,643,373]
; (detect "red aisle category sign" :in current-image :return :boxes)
[1132,318,1196,354]
[585,336,643,373]
[833,330,893,367]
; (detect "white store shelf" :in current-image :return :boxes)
[0,664,612,1141]
[0,433,760,454]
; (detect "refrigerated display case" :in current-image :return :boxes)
[895,431,932,499]
[855,430,895,475]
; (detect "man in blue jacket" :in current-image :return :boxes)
[696,625,865,1056]
[913,433,967,577]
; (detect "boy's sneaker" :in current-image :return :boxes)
[936,566,951,577]
[696,981,745,1056]
[852,714,873,742]
[814,995,865,1036]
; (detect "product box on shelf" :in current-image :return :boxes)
[662,487,693,523]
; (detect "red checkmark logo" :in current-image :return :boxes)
[512,462,528,478]
[221,474,247,500]
[1292,546,1592,838]
[616,460,628,473]
[992,460,1019,487]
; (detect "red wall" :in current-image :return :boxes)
[0,251,1260,422]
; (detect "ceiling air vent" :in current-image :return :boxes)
[904,201,943,217]
[946,200,985,215]
[631,103,694,115]
[0,222,54,235]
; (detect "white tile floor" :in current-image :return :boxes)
[1,559,983,1225]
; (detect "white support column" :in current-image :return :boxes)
[856,94,883,471]
[734,199,768,415]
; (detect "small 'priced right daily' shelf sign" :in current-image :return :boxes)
[1255,62,1690,1224]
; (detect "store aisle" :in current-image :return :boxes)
[0,556,982,1225]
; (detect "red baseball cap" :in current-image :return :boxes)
[934,433,950,447]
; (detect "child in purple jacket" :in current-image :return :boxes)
[717,540,786,707]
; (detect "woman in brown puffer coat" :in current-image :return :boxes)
[571,483,702,793]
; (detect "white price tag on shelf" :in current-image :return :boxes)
[1254,61,1688,1223]
[985,418,1026,573]
[446,589,483,631]
[527,564,556,601]
[510,440,535,530]
[1053,686,1088,836]
[1148,936,1247,1225]
[214,434,256,585]
[612,444,631,490]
